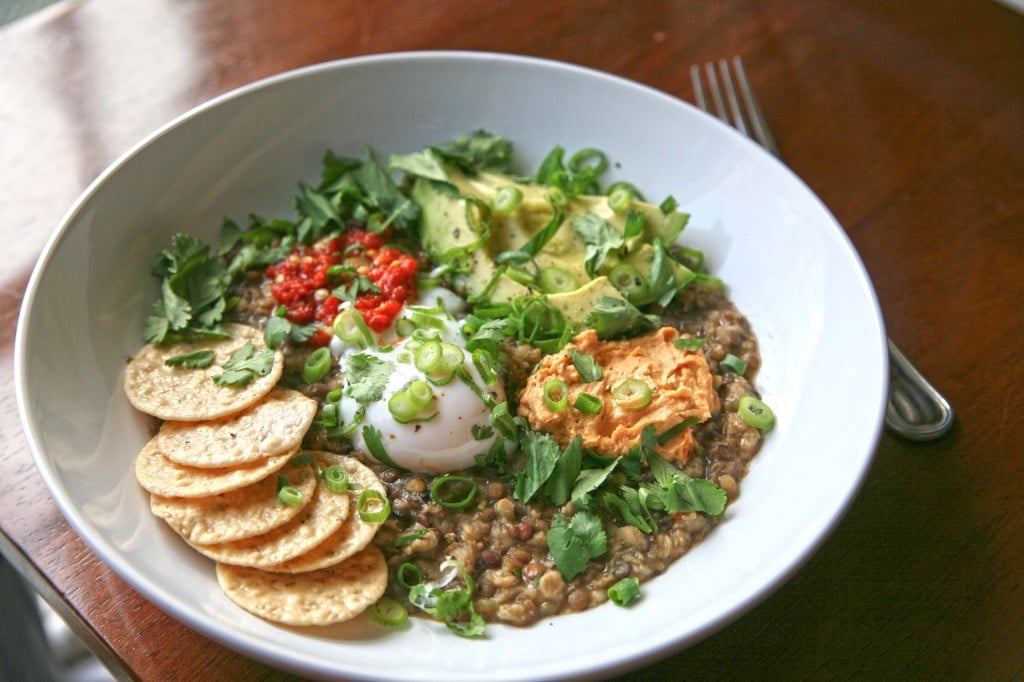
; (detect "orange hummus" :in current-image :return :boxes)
[517,327,719,463]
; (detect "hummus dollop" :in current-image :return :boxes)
[517,327,719,462]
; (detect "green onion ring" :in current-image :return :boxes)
[357,488,391,523]
[573,391,603,415]
[608,263,649,301]
[607,576,641,607]
[543,379,569,412]
[721,353,748,375]
[738,395,775,431]
[608,186,635,213]
[493,185,524,214]
[370,595,409,628]
[568,147,608,174]
[430,475,478,510]
[538,266,577,294]
[277,485,305,506]
[397,562,423,589]
[611,378,653,410]
[302,347,332,383]
[322,464,350,493]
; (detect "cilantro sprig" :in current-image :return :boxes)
[212,341,276,387]
[143,234,231,344]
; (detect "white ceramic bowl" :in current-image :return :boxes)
[15,52,887,681]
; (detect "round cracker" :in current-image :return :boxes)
[135,439,294,497]
[150,463,318,544]
[154,388,317,469]
[265,454,386,574]
[190,477,351,568]
[124,323,283,421]
[216,543,387,626]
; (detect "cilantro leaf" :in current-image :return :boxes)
[143,233,231,344]
[647,451,726,516]
[547,511,607,581]
[570,456,621,509]
[407,559,485,638]
[585,296,659,340]
[544,435,583,506]
[567,349,603,383]
[344,354,395,404]
[570,213,624,277]
[514,430,561,503]
[163,349,215,369]
[352,146,420,231]
[429,130,514,175]
[211,341,276,386]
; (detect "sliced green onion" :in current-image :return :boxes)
[611,378,653,410]
[397,561,423,588]
[543,379,569,412]
[333,309,373,346]
[414,340,443,373]
[322,464,350,493]
[394,317,416,337]
[721,353,747,375]
[738,395,775,431]
[289,452,315,467]
[302,347,332,383]
[394,529,428,548]
[325,388,343,402]
[608,577,641,607]
[405,380,434,409]
[493,185,523,214]
[370,595,409,628]
[472,349,498,386]
[545,185,568,208]
[608,186,635,214]
[336,405,365,437]
[568,147,608,174]
[608,263,649,301]
[388,390,418,421]
[673,337,708,352]
[430,475,478,510]
[320,402,339,428]
[573,391,603,415]
[357,488,391,523]
[277,484,305,506]
[538,266,577,293]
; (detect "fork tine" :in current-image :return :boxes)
[703,62,728,123]
[731,56,780,156]
[717,58,749,137]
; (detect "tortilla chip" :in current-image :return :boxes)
[135,439,294,497]
[216,543,387,626]
[265,453,386,573]
[189,476,351,568]
[150,463,318,544]
[153,388,317,469]
[123,323,283,421]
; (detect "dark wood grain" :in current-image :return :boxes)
[2,1,1022,680]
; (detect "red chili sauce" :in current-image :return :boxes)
[264,229,419,345]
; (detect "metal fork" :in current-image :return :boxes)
[691,56,954,441]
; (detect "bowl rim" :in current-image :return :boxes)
[13,50,888,681]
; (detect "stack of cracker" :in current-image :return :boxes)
[123,324,388,626]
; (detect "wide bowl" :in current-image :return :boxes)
[15,51,886,681]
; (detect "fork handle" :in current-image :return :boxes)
[885,338,954,440]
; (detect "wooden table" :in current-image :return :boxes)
[2,1,1022,679]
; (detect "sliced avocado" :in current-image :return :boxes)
[547,276,624,330]
[414,164,691,312]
